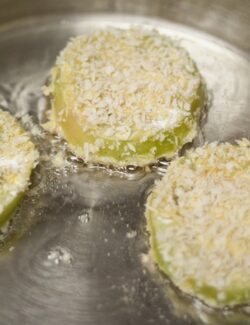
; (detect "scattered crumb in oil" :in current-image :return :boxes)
[20,113,44,137]
[140,253,150,264]
[78,213,90,223]
[51,151,70,169]
[47,247,73,265]
[126,230,137,239]
[140,252,157,273]
[9,246,15,252]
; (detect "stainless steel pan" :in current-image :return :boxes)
[0,1,249,324]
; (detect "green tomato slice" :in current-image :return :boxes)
[46,27,205,166]
[0,109,38,226]
[146,140,250,307]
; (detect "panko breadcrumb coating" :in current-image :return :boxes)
[146,140,250,307]
[45,27,204,166]
[0,109,38,226]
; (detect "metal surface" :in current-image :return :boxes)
[0,1,250,324]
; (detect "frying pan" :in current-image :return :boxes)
[0,1,249,324]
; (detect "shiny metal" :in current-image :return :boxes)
[0,1,250,324]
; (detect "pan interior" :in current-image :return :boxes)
[0,14,249,325]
